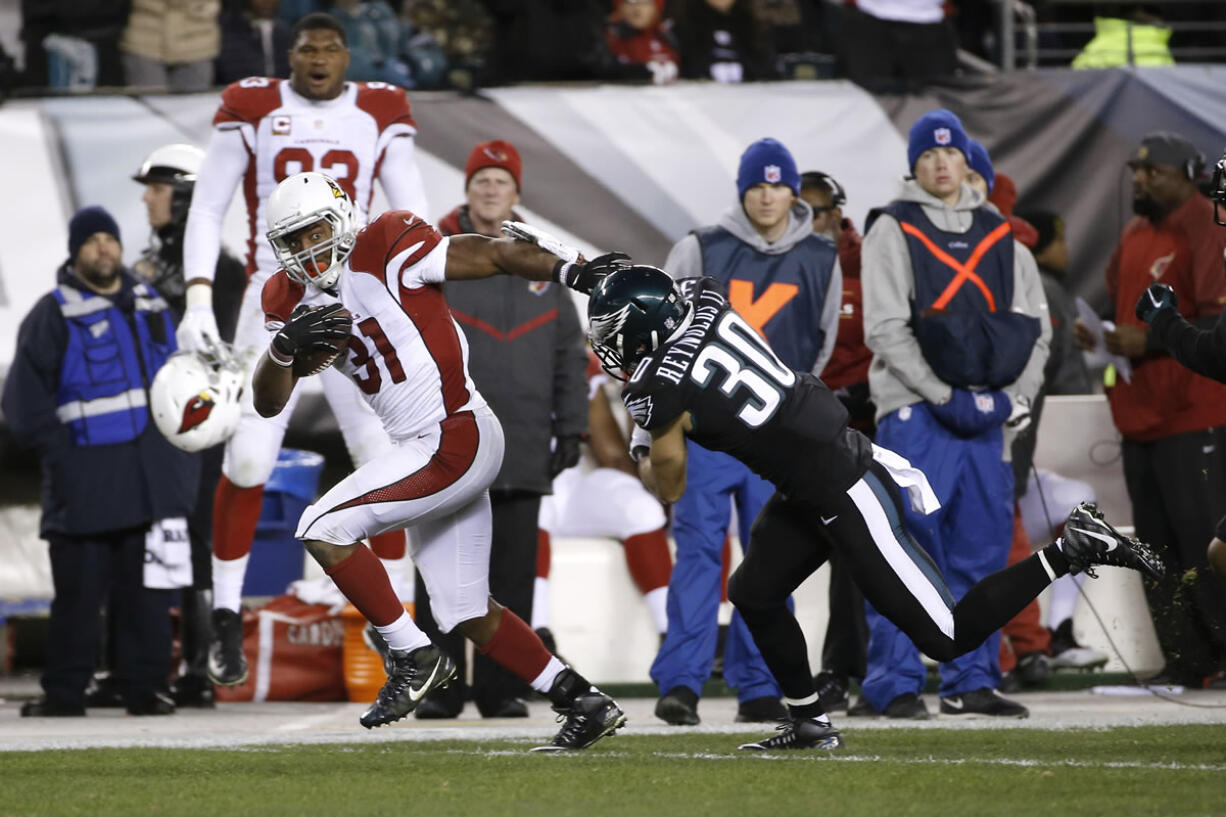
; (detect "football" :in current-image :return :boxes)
[291,306,352,377]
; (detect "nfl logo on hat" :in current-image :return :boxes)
[935,128,951,145]
[765,164,781,183]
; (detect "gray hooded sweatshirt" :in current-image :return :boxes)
[861,180,1050,424]
[663,198,842,376]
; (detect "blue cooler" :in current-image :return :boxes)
[242,449,325,597]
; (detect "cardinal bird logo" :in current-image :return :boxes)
[178,390,216,433]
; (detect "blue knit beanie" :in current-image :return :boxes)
[737,138,801,200]
[68,205,121,260]
[907,109,970,172]
[967,140,995,193]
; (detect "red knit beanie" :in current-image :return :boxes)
[465,140,522,191]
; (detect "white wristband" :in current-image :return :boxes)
[629,423,652,463]
[268,346,294,368]
[185,281,213,310]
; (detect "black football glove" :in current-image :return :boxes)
[554,252,632,295]
[272,303,352,360]
[1135,282,1177,325]
[549,434,583,478]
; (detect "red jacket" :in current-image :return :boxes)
[1105,194,1226,441]
[820,219,870,391]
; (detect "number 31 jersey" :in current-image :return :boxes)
[214,77,416,276]
[262,211,485,442]
[621,277,872,502]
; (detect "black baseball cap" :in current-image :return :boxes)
[1127,131,1204,172]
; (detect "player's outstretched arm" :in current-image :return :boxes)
[639,412,691,504]
[444,234,561,283]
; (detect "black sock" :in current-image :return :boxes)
[736,604,816,701]
[952,548,1065,653]
[788,701,826,721]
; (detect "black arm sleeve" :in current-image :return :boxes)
[1150,309,1226,383]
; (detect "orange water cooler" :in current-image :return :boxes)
[340,602,414,703]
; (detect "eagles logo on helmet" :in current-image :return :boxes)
[151,348,244,452]
[587,265,689,380]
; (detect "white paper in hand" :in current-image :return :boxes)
[500,220,580,263]
[1075,297,1132,384]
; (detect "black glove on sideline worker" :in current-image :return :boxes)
[549,434,583,478]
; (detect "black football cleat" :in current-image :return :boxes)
[1061,502,1165,581]
[207,608,248,687]
[531,692,627,752]
[738,717,843,751]
[360,644,456,729]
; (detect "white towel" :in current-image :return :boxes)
[144,517,193,589]
[870,444,942,516]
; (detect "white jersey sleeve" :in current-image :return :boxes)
[378,135,429,219]
[183,127,249,284]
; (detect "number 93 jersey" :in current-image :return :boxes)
[622,277,872,501]
[215,77,416,276]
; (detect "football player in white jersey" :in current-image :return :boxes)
[252,170,628,750]
[179,13,428,686]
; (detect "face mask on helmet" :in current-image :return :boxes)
[151,348,245,452]
[588,265,689,381]
[265,171,357,290]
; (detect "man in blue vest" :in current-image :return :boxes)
[656,137,842,724]
[856,110,1050,718]
[3,206,200,717]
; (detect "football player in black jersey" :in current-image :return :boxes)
[585,264,1164,751]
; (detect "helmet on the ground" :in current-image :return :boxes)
[151,348,244,452]
[587,265,688,380]
[265,171,357,290]
[132,143,205,227]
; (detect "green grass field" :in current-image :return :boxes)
[4,725,1224,817]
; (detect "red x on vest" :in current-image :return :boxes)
[899,220,1013,312]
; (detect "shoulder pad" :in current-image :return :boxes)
[354,81,416,133]
[215,78,283,127]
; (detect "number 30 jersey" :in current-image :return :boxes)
[212,77,417,276]
[622,278,872,501]
[262,211,486,441]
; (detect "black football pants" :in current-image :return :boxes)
[729,461,1058,704]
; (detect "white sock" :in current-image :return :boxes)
[645,586,669,634]
[530,656,567,694]
[376,610,430,653]
[212,554,250,612]
[531,577,550,631]
[379,556,410,602]
[1049,572,1084,628]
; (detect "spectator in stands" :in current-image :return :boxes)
[329,0,413,87]
[216,0,293,84]
[411,140,589,719]
[657,138,841,725]
[121,0,222,92]
[3,207,199,717]
[398,0,495,91]
[483,0,614,84]
[673,0,775,83]
[19,0,129,90]
[605,0,679,85]
[856,110,1049,719]
[801,169,868,713]
[839,0,958,89]
[1077,132,1226,687]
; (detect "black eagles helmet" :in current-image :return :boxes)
[588,265,689,380]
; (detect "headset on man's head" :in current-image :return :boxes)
[800,170,847,210]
